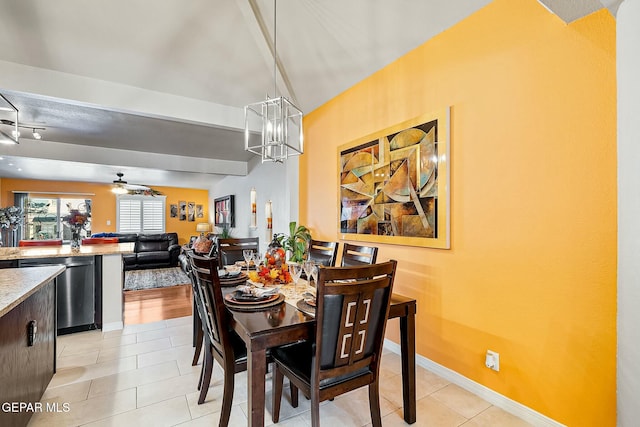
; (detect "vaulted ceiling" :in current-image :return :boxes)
[0,0,617,189]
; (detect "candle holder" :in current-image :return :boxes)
[250,188,257,228]
[265,200,273,242]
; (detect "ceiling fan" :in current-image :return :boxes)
[111,172,151,194]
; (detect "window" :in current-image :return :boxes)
[117,195,166,233]
[24,197,92,241]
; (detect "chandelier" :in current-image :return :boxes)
[244,0,303,163]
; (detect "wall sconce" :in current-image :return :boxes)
[250,188,257,228]
[265,200,273,242]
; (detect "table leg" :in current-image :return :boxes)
[400,311,417,424]
[247,347,267,427]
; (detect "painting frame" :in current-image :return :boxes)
[170,204,178,218]
[179,201,187,221]
[187,202,195,222]
[338,107,450,249]
[214,195,235,227]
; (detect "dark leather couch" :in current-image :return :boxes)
[92,232,180,271]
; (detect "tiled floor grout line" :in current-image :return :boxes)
[29,316,534,427]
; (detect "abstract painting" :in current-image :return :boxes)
[339,108,450,249]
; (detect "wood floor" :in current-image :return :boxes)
[123,284,193,325]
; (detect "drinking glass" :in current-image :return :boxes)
[290,263,303,294]
[310,263,319,286]
[303,260,315,285]
[242,249,254,274]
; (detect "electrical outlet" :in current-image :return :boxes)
[485,350,500,371]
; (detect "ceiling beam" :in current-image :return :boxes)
[2,138,248,177]
[233,0,299,106]
[0,59,246,132]
[537,0,622,23]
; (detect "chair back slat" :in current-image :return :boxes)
[340,243,378,267]
[217,237,259,267]
[307,239,339,267]
[314,261,396,382]
[188,252,231,360]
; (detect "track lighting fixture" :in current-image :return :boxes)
[1,94,45,143]
[0,119,45,143]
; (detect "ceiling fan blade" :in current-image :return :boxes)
[123,183,151,191]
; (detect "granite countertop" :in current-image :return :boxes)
[0,266,65,317]
[0,242,135,260]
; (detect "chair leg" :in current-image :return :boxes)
[197,360,204,391]
[368,381,382,427]
[272,364,284,423]
[219,359,235,427]
[192,326,203,366]
[290,381,299,408]
[198,346,213,404]
[310,387,321,427]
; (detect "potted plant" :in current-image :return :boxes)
[216,213,234,238]
[282,221,311,264]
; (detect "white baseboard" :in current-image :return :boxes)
[102,321,124,332]
[383,339,566,427]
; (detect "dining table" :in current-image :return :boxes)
[223,279,417,427]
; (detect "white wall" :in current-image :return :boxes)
[209,156,299,254]
[617,1,640,425]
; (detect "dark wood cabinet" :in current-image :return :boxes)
[0,280,56,427]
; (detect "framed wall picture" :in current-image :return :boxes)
[179,201,187,221]
[170,204,178,218]
[187,202,195,222]
[214,195,235,227]
[338,107,450,249]
[196,204,204,218]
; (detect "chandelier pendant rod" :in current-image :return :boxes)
[273,0,277,100]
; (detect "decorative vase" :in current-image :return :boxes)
[265,235,285,269]
[70,227,81,250]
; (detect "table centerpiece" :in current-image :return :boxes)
[62,205,90,250]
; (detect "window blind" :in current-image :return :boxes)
[117,195,165,233]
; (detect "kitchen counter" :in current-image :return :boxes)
[0,243,134,332]
[0,265,65,317]
[0,242,134,260]
[0,266,63,427]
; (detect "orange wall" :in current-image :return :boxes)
[301,1,616,425]
[0,178,209,245]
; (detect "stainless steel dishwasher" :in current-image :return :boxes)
[20,256,97,333]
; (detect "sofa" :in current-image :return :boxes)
[92,232,180,271]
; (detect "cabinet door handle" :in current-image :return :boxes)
[28,320,37,346]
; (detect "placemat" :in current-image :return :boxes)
[296,299,316,317]
[225,292,278,305]
[225,293,285,311]
[219,273,248,287]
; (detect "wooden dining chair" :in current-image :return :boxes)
[271,260,398,427]
[188,252,249,427]
[340,243,378,266]
[307,239,339,267]
[216,237,259,268]
[183,249,204,367]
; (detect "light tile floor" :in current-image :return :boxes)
[28,316,533,427]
